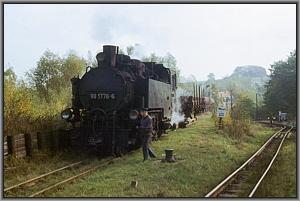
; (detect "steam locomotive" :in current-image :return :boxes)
[61,45,177,155]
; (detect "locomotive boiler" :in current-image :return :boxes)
[61,45,177,155]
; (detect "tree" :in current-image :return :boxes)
[27,50,86,102]
[126,45,134,56]
[142,53,161,62]
[263,50,296,118]
[4,68,34,135]
[207,73,215,83]
[4,67,17,83]
[27,50,63,101]
[119,48,125,54]
[233,93,255,120]
[61,52,86,88]
[87,50,97,67]
[142,52,181,81]
[222,93,255,140]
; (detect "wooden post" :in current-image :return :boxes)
[37,132,43,150]
[7,135,16,157]
[218,117,223,130]
[51,131,59,153]
[198,85,201,113]
[59,129,70,150]
[24,133,33,157]
[58,129,63,151]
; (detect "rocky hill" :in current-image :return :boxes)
[215,65,268,92]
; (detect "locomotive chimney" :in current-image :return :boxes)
[103,45,117,67]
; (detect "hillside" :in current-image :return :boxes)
[178,65,269,101]
[215,65,268,92]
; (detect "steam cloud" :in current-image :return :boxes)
[170,87,187,125]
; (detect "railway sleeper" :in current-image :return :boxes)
[219,193,238,197]
[225,189,243,193]
[230,183,243,188]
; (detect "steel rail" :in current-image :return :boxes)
[248,127,293,197]
[205,127,286,197]
[29,158,114,197]
[4,161,83,192]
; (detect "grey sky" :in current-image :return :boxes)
[4,4,296,80]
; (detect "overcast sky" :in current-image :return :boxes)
[4,4,296,80]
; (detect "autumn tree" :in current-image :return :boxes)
[27,50,63,102]
[223,93,255,140]
[142,52,181,81]
[4,68,34,135]
[27,50,86,103]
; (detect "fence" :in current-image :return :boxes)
[4,129,73,159]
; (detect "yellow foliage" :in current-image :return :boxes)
[221,109,252,141]
[4,80,69,136]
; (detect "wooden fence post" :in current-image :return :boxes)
[50,131,59,153]
[7,135,16,157]
[24,133,33,157]
[67,129,72,148]
[37,132,43,150]
[58,129,65,151]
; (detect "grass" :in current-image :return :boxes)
[4,149,92,191]
[43,113,277,197]
[253,132,297,197]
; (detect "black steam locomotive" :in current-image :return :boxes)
[61,45,177,155]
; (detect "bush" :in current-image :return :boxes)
[3,50,84,136]
[220,94,255,141]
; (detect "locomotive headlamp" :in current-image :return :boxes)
[61,108,74,121]
[129,110,139,120]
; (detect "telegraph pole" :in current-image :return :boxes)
[256,93,258,120]
[193,83,196,102]
[198,85,201,110]
[195,83,198,106]
[230,89,233,110]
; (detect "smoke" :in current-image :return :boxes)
[170,87,187,125]
[130,43,147,59]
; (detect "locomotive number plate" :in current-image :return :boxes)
[90,93,116,100]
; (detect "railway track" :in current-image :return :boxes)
[4,161,83,192]
[4,149,139,197]
[4,157,115,197]
[29,158,115,197]
[205,126,293,198]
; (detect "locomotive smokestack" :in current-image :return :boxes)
[103,45,117,67]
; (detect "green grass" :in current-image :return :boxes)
[254,132,297,197]
[4,149,92,191]
[45,113,277,197]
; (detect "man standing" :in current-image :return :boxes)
[138,108,156,161]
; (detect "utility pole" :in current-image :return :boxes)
[193,83,195,102]
[193,83,196,118]
[256,93,258,120]
[198,85,201,110]
[195,83,198,107]
[230,89,233,110]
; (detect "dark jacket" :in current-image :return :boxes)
[139,115,153,135]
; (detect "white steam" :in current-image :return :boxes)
[170,87,187,125]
